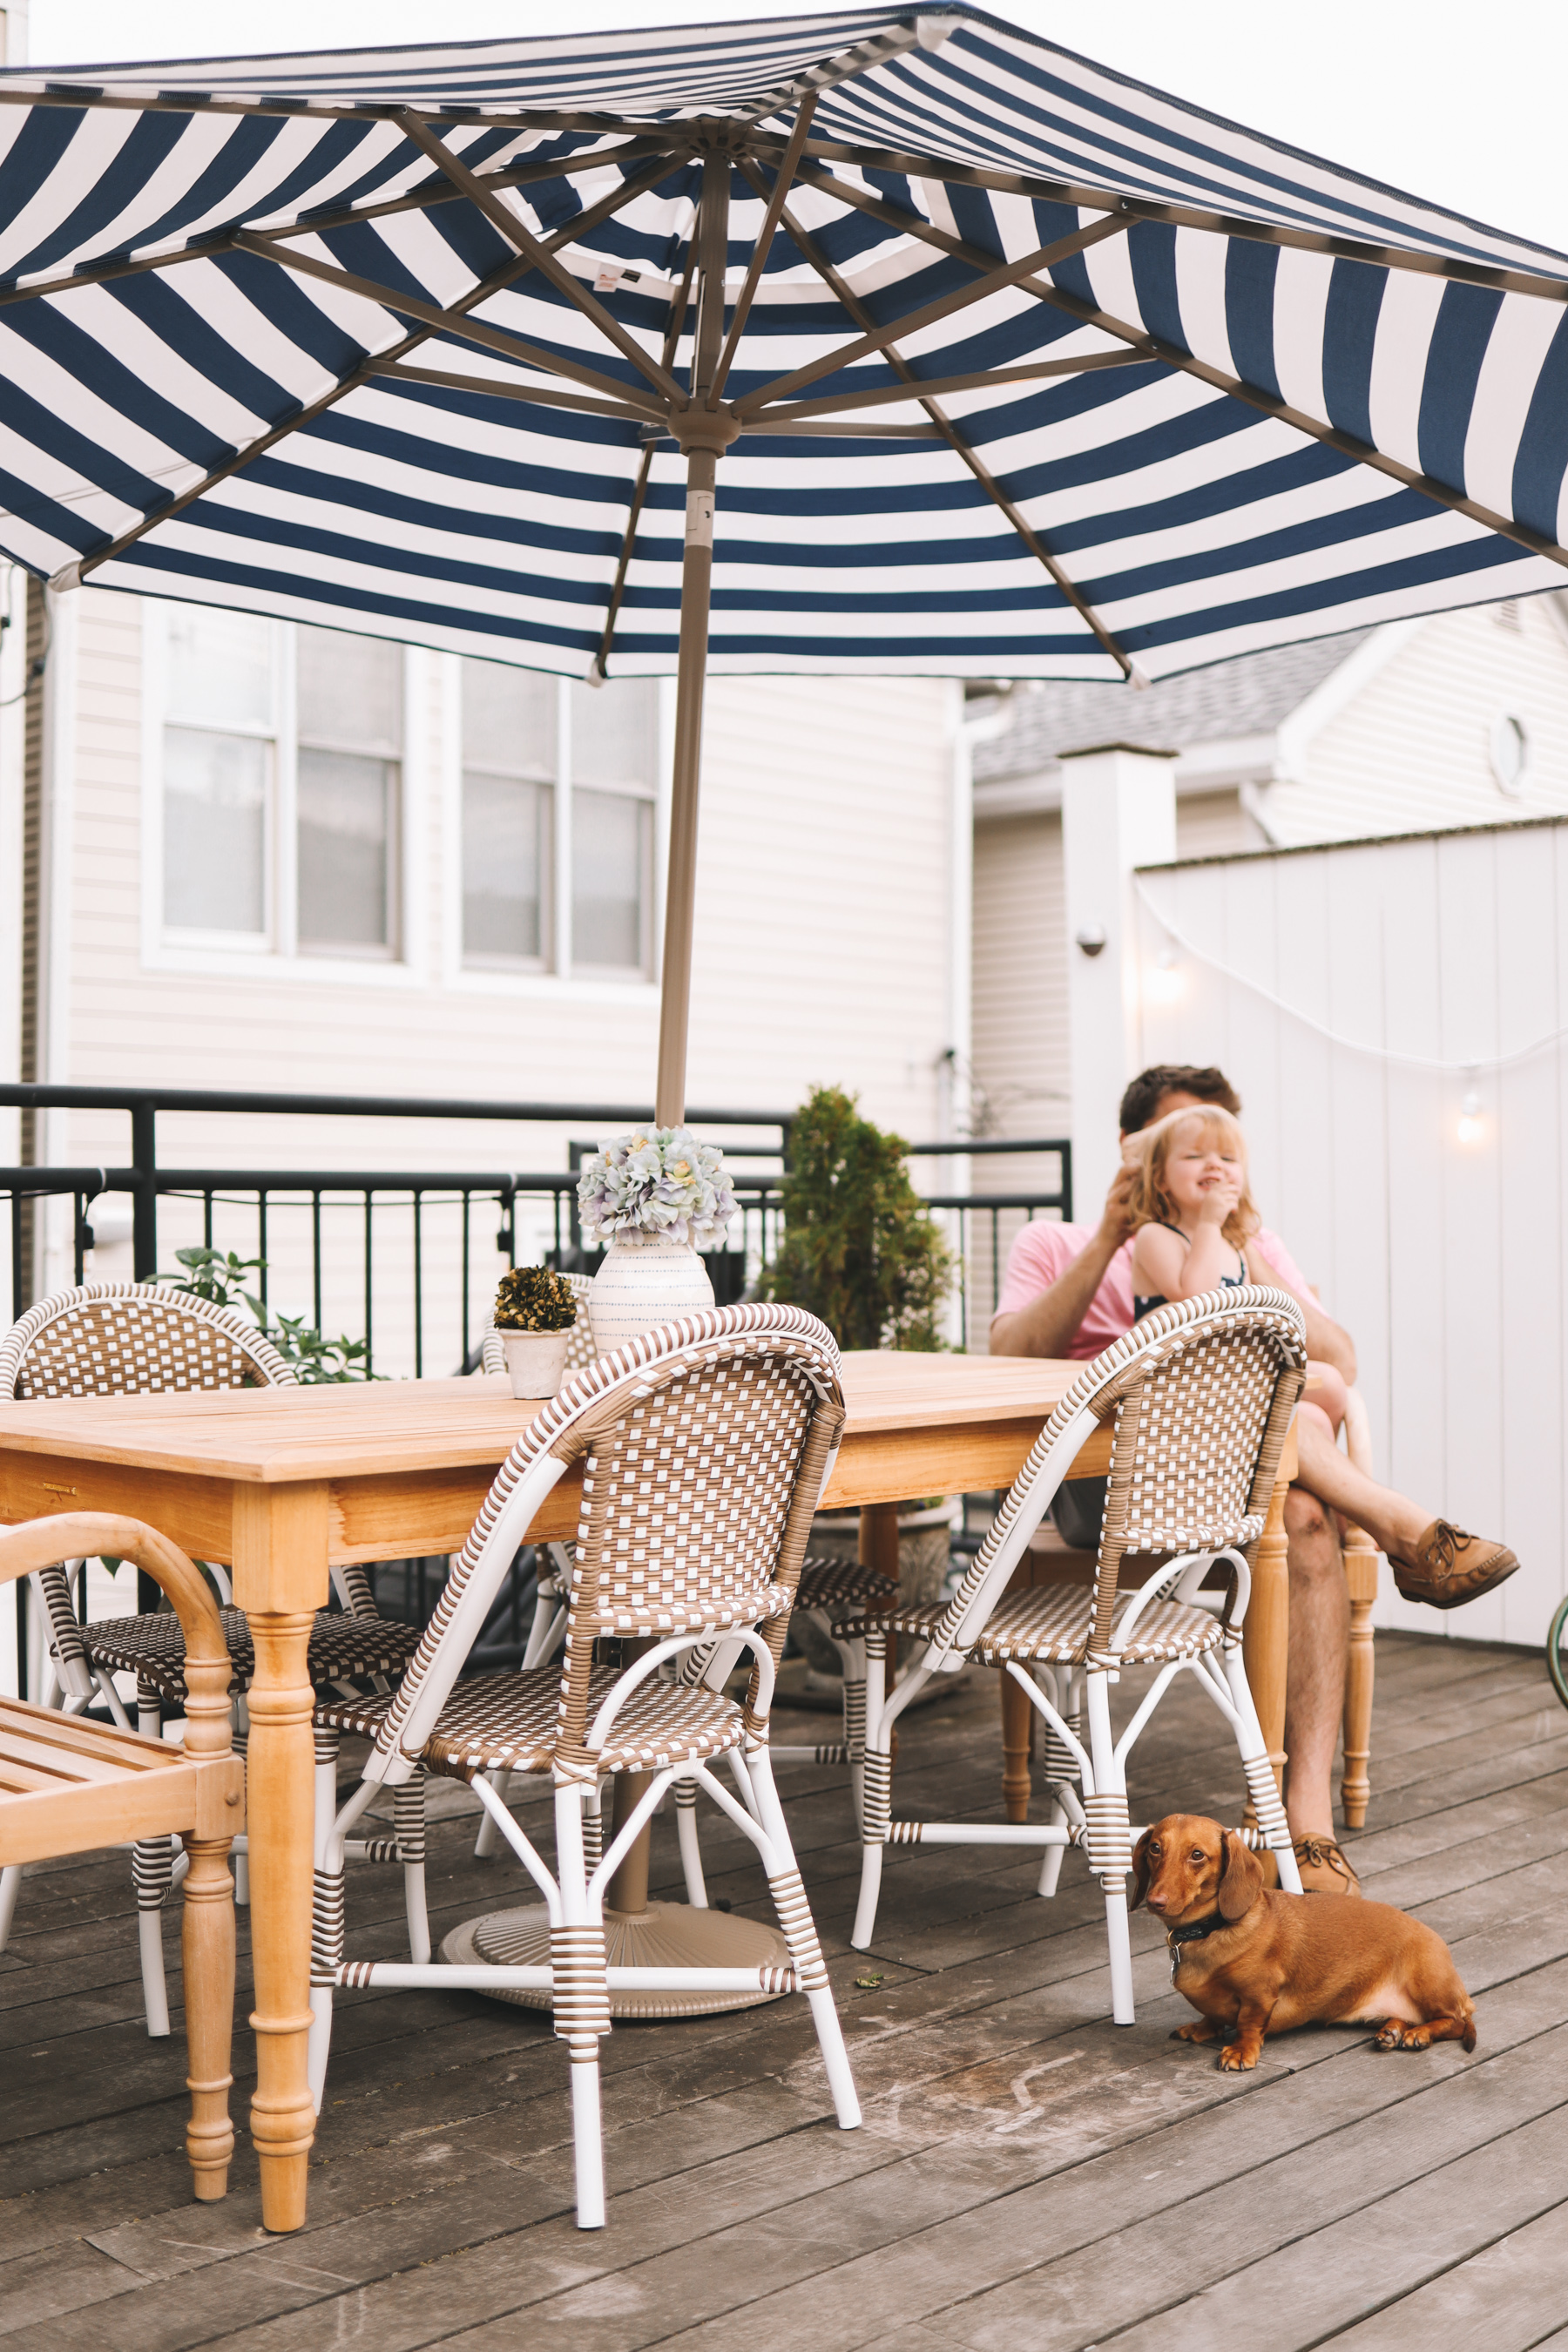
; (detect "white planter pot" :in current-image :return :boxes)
[498,1327,571,1399]
[589,1231,715,1355]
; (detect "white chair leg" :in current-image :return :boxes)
[1085,1668,1135,2026]
[838,1635,868,1833]
[473,1768,512,1860]
[232,1698,250,1906]
[308,1728,343,2111]
[1037,1796,1070,1898]
[746,1748,861,2131]
[0,1864,22,1953]
[675,1778,707,1907]
[851,1630,889,1950]
[1220,1642,1302,1894]
[133,1691,172,2038]
[552,1787,608,2229]
[397,1774,430,1963]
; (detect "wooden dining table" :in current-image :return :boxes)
[0,1348,1295,2233]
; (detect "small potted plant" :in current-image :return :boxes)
[491,1266,580,1398]
[577,1125,737,1352]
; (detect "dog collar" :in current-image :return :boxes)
[1166,1911,1226,1975]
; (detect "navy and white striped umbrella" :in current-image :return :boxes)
[0,8,1563,1107]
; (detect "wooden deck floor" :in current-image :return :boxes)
[4,1630,1568,2349]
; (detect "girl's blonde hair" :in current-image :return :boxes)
[1125,1105,1260,1248]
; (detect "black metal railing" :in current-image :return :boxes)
[2,1085,1070,1368]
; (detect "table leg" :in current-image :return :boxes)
[859,1503,900,1763]
[233,1486,328,2234]
[1340,1522,1379,1828]
[1001,1669,1034,1822]
[1243,1466,1291,1806]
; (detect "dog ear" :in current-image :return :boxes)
[1217,1831,1265,1922]
[1130,1828,1152,1911]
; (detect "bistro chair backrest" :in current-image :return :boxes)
[937,1288,1307,1664]
[0,1281,295,1401]
[368,1304,844,1786]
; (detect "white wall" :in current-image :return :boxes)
[1137,819,1568,1650]
[17,587,958,1369]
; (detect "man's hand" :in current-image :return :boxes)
[1098,1160,1139,1250]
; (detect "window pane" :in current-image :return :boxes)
[463,773,547,962]
[573,788,646,971]
[163,727,267,932]
[298,627,402,753]
[298,749,392,950]
[166,605,272,729]
[571,676,656,789]
[462,659,556,778]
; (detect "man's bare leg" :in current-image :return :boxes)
[1282,1484,1349,1840]
[1292,1414,1429,1558]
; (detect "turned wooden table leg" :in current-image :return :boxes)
[860,1502,901,1764]
[1001,1666,1034,1822]
[1242,1463,1292,1813]
[233,1484,328,2234]
[1340,1522,1379,1829]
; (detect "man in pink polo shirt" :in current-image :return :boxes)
[992,1063,1517,1896]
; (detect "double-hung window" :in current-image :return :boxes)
[458,666,658,980]
[159,602,404,959]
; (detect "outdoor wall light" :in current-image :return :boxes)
[1457,1087,1485,1146]
[1075,924,1107,957]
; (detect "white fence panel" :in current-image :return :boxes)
[1138,818,1568,1650]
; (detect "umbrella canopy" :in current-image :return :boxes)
[0,8,1564,1112]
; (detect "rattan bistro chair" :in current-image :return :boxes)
[0,1282,431,2032]
[844,1290,1308,2024]
[0,1510,239,2201]
[309,1304,862,2228]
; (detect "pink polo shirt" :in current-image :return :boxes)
[991,1220,1313,1360]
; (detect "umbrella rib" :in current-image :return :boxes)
[706,91,818,409]
[729,211,1132,418]
[369,361,656,423]
[761,131,1568,306]
[0,139,672,314]
[595,245,698,679]
[394,111,686,406]
[751,168,1133,678]
[235,232,668,417]
[793,163,1568,571]
[749,348,1153,422]
[66,169,670,585]
[733,23,923,126]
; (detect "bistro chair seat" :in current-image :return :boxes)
[319,1660,748,1779]
[309,1303,862,2229]
[0,1511,239,2204]
[0,1283,435,2031]
[849,1289,1310,2026]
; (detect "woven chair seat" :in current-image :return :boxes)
[317,1661,746,1781]
[83,1607,424,1705]
[838,1585,1224,1666]
[794,1555,897,1614]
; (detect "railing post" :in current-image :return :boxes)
[130,1098,158,1280]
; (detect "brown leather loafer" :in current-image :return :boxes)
[1293,1835,1362,1896]
[1389,1521,1519,1611]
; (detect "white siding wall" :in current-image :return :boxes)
[23,589,957,1371]
[1137,820,1568,1650]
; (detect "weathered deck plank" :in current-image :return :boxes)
[0,1632,1563,2351]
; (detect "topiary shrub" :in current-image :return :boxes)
[759,1085,953,1352]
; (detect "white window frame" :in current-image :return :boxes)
[441,660,668,1002]
[140,599,426,987]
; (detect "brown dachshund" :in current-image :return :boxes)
[1132,1813,1477,2070]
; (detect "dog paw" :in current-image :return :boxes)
[1172,2022,1213,2044]
[1400,2026,1431,2051]
[1217,2044,1256,2072]
[1375,2022,1406,2050]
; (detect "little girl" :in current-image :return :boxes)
[1127,1105,1347,1438]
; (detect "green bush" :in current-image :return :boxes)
[759,1085,953,1352]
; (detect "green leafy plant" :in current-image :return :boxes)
[157,1246,373,1383]
[759,1085,953,1352]
[493,1266,578,1333]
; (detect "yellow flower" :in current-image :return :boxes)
[672,1159,689,1177]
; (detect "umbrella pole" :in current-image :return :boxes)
[652,440,718,1130]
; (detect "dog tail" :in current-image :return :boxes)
[1462,2012,1477,2053]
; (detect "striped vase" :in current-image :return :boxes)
[588,1231,715,1355]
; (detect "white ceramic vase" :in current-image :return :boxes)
[589,1230,715,1355]
[498,1327,571,1399]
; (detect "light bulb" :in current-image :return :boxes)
[1456,1087,1484,1146]
[1149,943,1183,1004]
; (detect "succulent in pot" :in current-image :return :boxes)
[492,1266,580,1398]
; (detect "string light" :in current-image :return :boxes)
[1148,943,1183,1004]
[1456,1087,1484,1146]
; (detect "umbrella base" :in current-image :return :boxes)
[441,1900,793,2017]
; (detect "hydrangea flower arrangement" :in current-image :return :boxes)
[577,1126,737,1251]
